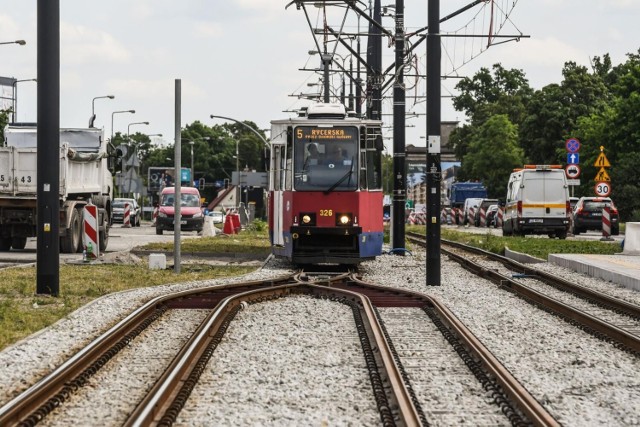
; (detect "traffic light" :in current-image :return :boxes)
[115,145,128,160]
[224,178,229,189]
[199,177,206,190]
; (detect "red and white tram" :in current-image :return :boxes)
[268,103,384,265]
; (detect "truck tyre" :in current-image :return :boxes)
[61,209,82,254]
[0,237,11,251]
[156,227,163,235]
[99,225,109,252]
[11,237,27,250]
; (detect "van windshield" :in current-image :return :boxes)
[162,193,200,207]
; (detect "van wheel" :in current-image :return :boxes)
[156,228,163,235]
[557,231,567,240]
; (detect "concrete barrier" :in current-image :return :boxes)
[149,253,166,270]
[623,222,640,255]
[202,216,216,237]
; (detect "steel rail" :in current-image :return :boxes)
[0,274,297,426]
[407,233,640,354]
[337,275,561,427]
[124,281,422,427]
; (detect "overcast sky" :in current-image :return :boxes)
[2,0,639,151]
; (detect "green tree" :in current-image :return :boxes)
[460,115,524,199]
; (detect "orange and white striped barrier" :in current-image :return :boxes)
[479,207,487,227]
[467,207,475,225]
[457,208,464,225]
[496,207,504,228]
[83,204,99,259]
[123,203,131,228]
[601,206,613,241]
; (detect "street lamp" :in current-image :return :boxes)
[127,121,149,139]
[210,115,269,207]
[178,135,210,185]
[0,40,26,46]
[12,78,37,123]
[90,95,114,127]
[111,110,135,142]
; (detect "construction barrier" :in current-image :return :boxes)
[122,202,131,228]
[467,207,475,226]
[479,207,487,227]
[83,204,99,259]
[223,213,241,234]
[601,206,613,241]
[152,207,158,225]
[496,207,504,228]
[458,208,464,225]
[623,222,640,255]
[447,209,454,225]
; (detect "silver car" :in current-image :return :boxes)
[112,198,141,226]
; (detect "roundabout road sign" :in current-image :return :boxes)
[594,181,611,197]
[565,164,581,179]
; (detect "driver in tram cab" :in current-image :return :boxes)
[305,143,321,165]
[327,145,348,165]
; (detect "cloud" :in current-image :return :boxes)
[0,14,21,37]
[192,22,224,39]
[61,22,130,65]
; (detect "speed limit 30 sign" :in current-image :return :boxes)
[594,181,611,197]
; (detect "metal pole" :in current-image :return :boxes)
[426,0,441,286]
[236,140,240,207]
[190,142,194,186]
[36,0,60,296]
[12,81,17,123]
[322,54,332,103]
[392,0,406,254]
[174,79,181,274]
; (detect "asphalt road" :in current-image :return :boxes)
[0,221,200,264]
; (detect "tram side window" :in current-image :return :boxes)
[271,146,282,191]
[366,149,382,190]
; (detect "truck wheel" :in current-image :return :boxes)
[0,237,10,251]
[11,237,27,250]
[156,228,163,235]
[61,209,82,254]
[99,224,109,251]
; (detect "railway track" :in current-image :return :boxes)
[0,270,560,426]
[407,232,640,355]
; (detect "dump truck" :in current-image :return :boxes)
[0,124,112,252]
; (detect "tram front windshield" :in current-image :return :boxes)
[293,126,358,191]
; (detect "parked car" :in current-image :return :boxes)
[155,186,204,235]
[473,198,499,226]
[571,196,619,235]
[111,198,141,226]
[207,211,226,224]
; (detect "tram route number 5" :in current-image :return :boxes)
[594,181,611,197]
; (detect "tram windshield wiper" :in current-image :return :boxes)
[324,158,354,194]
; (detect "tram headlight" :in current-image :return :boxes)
[299,212,316,226]
[336,212,352,226]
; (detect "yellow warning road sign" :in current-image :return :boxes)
[594,167,611,182]
[594,151,611,167]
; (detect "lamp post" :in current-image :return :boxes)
[178,136,210,185]
[127,121,149,139]
[210,115,269,209]
[111,109,135,142]
[0,40,26,46]
[12,78,37,123]
[90,95,114,127]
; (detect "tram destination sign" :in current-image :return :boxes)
[294,126,357,142]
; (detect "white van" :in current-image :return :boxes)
[462,197,484,225]
[502,165,570,239]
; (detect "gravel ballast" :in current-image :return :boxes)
[1,251,639,425]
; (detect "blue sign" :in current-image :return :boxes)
[567,153,579,164]
[565,138,581,153]
[180,167,191,183]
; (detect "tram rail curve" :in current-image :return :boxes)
[0,269,561,426]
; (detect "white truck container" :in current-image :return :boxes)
[0,125,113,252]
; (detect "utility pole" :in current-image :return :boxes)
[392,0,407,254]
[426,0,441,285]
[36,0,60,295]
